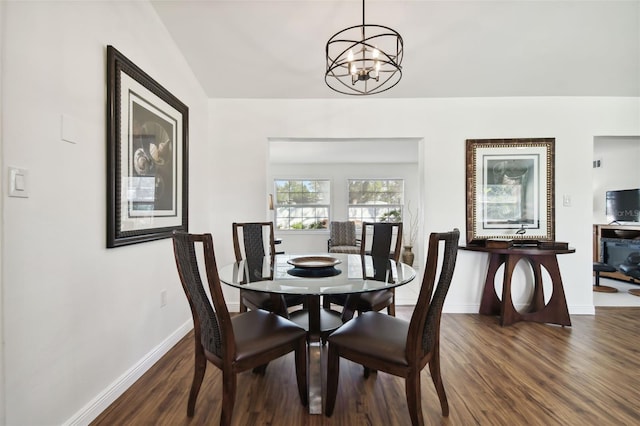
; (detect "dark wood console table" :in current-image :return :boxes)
[462,245,575,327]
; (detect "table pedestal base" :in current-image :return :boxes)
[479,251,571,327]
[287,295,343,414]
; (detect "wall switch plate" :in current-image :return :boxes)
[160,289,167,307]
[8,167,29,198]
[563,194,571,207]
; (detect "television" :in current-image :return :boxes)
[606,189,640,223]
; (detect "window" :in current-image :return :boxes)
[274,179,330,230]
[348,179,404,225]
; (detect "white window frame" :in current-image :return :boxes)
[347,179,404,227]
[274,179,331,231]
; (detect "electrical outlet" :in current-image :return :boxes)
[160,290,167,308]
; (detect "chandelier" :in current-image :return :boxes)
[325,0,404,95]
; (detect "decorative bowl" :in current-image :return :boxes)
[287,256,341,269]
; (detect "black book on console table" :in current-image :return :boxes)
[537,241,569,250]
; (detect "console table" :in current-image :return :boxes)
[462,245,574,327]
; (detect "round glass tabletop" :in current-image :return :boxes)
[218,253,416,296]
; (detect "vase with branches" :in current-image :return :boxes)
[402,201,418,265]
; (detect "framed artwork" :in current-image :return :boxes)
[107,45,189,248]
[465,138,555,244]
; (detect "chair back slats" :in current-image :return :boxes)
[363,255,393,282]
[361,222,403,261]
[242,256,272,283]
[371,223,393,258]
[243,223,267,258]
[232,222,290,314]
[408,229,460,358]
[232,222,275,261]
[172,232,229,358]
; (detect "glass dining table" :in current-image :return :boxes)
[218,252,416,414]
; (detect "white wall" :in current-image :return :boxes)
[210,97,640,315]
[1,1,208,424]
[593,136,640,224]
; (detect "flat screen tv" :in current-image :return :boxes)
[606,189,640,223]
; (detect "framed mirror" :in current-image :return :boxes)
[465,138,555,245]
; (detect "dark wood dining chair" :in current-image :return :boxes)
[232,222,304,315]
[325,228,460,426]
[172,231,308,426]
[324,222,403,318]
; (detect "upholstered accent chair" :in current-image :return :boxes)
[327,221,360,254]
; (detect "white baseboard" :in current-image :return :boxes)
[568,305,596,315]
[400,303,596,315]
[64,320,193,426]
[442,304,483,314]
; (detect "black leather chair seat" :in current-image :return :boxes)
[325,290,394,318]
[618,263,635,274]
[232,310,307,362]
[620,264,640,279]
[357,289,394,309]
[241,292,305,313]
[328,311,409,366]
[593,262,616,273]
[619,253,640,280]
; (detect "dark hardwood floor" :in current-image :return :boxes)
[92,307,640,425]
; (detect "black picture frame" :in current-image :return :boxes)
[107,45,189,248]
[465,138,555,245]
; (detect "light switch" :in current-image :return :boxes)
[15,173,25,191]
[8,167,29,198]
[562,194,571,207]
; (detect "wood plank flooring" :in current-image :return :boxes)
[92,307,640,425]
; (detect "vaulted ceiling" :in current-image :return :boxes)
[151,0,639,99]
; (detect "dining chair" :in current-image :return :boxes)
[172,231,308,426]
[232,222,305,315]
[324,222,403,318]
[361,221,404,261]
[325,228,459,426]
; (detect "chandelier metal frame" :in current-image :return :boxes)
[325,0,404,95]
